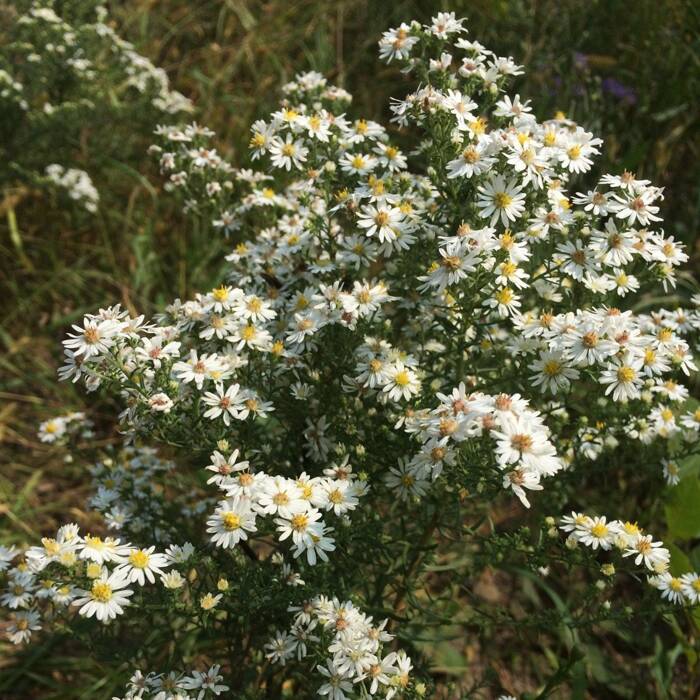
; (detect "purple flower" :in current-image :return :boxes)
[602,77,637,105]
[573,52,588,70]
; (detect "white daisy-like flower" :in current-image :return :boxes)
[476,175,527,227]
[73,570,134,623]
[207,497,258,548]
[116,546,170,586]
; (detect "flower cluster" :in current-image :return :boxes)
[1,0,191,206]
[266,596,413,699]
[561,513,700,605]
[87,447,182,535]
[513,306,698,402]
[0,521,186,640]
[205,448,365,565]
[44,164,100,212]
[114,666,229,700]
[400,384,562,506]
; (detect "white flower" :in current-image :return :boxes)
[357,204,404,243]
[578,516,615,550]
[78,535,131,564]
[172,350,227,389]
[207,497,258,548]
[8,609,42,645]
[202,383,245,425]
[316,659,353,700]
[623,534,670,572]
[599,360,643,402]
[116,547,170,585]
[269,134,309,171]
[265,631,297,665]
[476,175,526,227]
[681,573,700,604]
[276,508,323,548]
[318,480,359,516]
[161,571,186,589]
[446,142,494,178]
[258,477,306,519]
[73,571,134,623]
[148,392,174,413]
[530,351,579,394]
[63,317,124,359]
[382,361,421,401]
[650,572,685,604]
[180,665,229,698]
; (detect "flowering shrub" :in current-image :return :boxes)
[0,0,191,212]
[3,11,700,698]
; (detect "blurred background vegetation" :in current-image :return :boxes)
[1,0,699,697]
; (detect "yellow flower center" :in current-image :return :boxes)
[91,581,113,602]
[394,370,410,387]
[247,297,263,313]
[241,325,256,341]
[462,146,479,163]
[129,550,150,569]
[328,489,344,504]
[543,360,562,377]
[582,331,598,348]
[591,523,608,539]
[250,133,266,148]
[290,514,309,531]
[617,366,636,383]
[494,192,513,209]
[495,288,514,304]
[212,286,229,302]
[86,562,102,578]
[273,492,290,506]
[500,261,517,277]
[374,211,390,226]
[42,538,60,556]
[223,513,241,531]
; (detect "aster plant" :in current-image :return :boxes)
[3,11,700,699]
